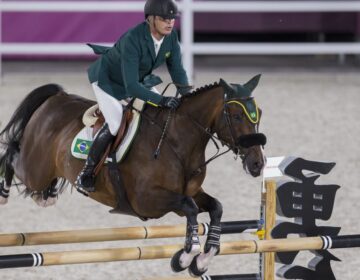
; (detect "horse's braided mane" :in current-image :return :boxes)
[184,82,220,97]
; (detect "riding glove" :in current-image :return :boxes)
[177,85,193,97]
[159,97,181,109]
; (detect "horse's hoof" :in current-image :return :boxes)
[170,249,187,272]
[43,197,57,207]
[0,196,8,205]
[31,193,57,208]
[188,254,208,277]
[34,199,53,208]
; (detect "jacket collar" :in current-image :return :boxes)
[144,23,156,62]
[154,41,167,66]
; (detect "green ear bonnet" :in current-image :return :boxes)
[219,74,261,124]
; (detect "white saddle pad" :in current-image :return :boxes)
[71,100,144,163]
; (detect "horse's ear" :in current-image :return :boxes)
[243,74,261,94]
[219,78,236,99]
[230,84,251,98]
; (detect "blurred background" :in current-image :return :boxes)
[0,1,360,280]
[1,0,360,76]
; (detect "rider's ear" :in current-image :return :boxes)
[146,16,152,24]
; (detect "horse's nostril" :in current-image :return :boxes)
[252,161,262,169]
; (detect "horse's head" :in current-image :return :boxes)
[214,75,266,177]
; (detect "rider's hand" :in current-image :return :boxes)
[159,97,181,109]
[177,85,193,97]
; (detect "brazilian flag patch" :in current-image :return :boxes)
[73,139,93,155]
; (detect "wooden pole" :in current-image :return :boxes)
[1,235,359,269]
[261,156,286,280]
[264,180,276,280]
[0,220,260,247]
[146,274,260,280]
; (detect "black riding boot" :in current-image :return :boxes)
[76,123,114,195]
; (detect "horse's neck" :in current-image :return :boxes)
[175,86,224,165]
[183,86,224,130]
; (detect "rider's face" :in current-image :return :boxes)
[152,16,175,38]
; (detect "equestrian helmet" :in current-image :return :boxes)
[144,0,179,19]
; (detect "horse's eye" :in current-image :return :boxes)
[233,114,242,121]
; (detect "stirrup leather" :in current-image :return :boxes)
[75,123,114,195]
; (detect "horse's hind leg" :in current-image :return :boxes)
[0,180,9,204]
[31,178,63,208]
[189,192,223,276]
[0,150,17,205]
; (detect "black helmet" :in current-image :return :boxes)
[144,0,179,19]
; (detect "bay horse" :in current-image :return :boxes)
[0,75,266,276]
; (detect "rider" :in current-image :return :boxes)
[75,0,190,195]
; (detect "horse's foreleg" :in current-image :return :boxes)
[189,192,223,276]
[135,188,201,274]
[169,196,201,273]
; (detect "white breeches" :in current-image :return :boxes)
[92,82,123,136]
[92,82,159,136]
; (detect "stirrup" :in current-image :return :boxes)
[75,185,90,196]
[75,173,95,196]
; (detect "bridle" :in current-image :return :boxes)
[136,90,265,179]
[222,95,261,160]
[223,101,247,161]
[184,93,265,177]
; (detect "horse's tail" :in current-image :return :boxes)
[0,84,63,177]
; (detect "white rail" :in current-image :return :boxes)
[1,1,360,81]
[2,42,360,55]
[0,1,145,12]
[1,1,360,12]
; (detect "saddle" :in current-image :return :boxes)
[79,100,145,219]
[78,99,145,175]
[88,106,132,175]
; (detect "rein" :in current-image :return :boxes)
[131,107,186,167]
[179,93,263,176]
[131,105,229,180]
[183,114,232,178]
[130,87,261,181]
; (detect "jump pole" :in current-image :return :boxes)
[261,157,285,280]
[147,275,260,280]
[1,235,360,269]
[0,220,260,247]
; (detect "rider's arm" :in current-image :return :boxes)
[119,35,163,106]
[166,30,189,87]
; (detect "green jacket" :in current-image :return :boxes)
[87,22,189,105]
